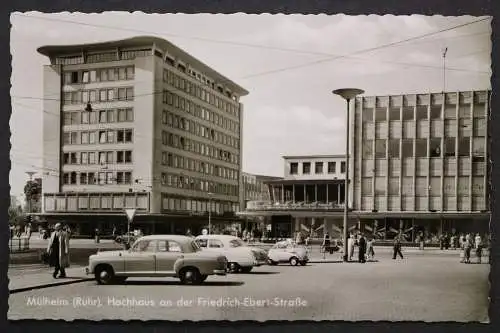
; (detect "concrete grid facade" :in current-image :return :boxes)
[38,36,248,235]
[351,90,490,238]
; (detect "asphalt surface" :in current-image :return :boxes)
[8,252,489,322]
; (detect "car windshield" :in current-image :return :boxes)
[229,239,245,247]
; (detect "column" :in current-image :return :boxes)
[411,219,415,242]
[326,183,329,203]
[338,184,341,205]
[455,92,460,211]
[303,184,306,203]
[384,219,387,240]
[292,184,296,203]
[294,217,300,234]
[315,184,318,202]
[281,184,285,203]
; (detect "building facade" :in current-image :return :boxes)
[239,155,349,239]
[352,90,490,241]
[241,172,281,206]
[37,36,248,236]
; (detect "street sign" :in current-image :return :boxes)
[125,208,136,222]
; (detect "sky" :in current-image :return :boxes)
[9,12,491,198]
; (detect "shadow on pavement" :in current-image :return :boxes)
[241,271,279,275]
[122,281,245,287]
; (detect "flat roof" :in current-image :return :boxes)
[356,89,491,99]
[265,179,347,185]
[283,155,347,159]
[37,36,248,96]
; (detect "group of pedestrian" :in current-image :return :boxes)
[343,233,376,263]
[460,233,484,264]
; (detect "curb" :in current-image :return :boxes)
[10,278,93,294]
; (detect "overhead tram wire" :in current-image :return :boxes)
[238,16,491,79]
[12,13,491,77]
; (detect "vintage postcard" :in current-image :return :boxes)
[8,12,491,322]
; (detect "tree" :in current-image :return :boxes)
[8,205,24,225]
[24,179,42,212]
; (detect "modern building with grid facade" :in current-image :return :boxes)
[351,90,490,241]
[238,155,349,239]
[36,36,248,236]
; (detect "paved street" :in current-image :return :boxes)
[8,252,489,322]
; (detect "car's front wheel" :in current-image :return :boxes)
[240,266,253,273]
[179,267,202,285]
[299,261,307,266]
[289,257,299,266]
[267,259,278,265]
[95,265,115,285]
[200,275,208,282]
[227,262,240,273]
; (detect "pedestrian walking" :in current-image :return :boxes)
[366,236,375,260]
[322,233,332,255]
[47,222,70,279]
[464,236,473,264]
[358,234,367,263]
[418,231,425,250]
[392,234,404,260]
[347,234,355,261]
[475,239,483,264]
[474,233,481,250]
[450,234,456,250]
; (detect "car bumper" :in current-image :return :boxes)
[213,269,226,275]
[253,259,268,266]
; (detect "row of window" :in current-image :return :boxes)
[162,131,239,165]
[162,91,239,134]
[161,194,239,214]
[360,176,485,196]
[361,137,486,159]
[63,150,133,165]
[63,66,135,85]
[162,110,239,150]
[62,171,133,185]
[63,87,134,105]
[361,105,487,122]
[161,151,239,181]
[161,172,238,197]
[63,108,134,125]
[55,50,151,65]
[290,161,346,175]
[163,69,240,116]
[63,129,133,145]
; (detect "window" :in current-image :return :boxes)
[389,108,400,120]
[375,139,387,158]
[133,240,156,252]
[430,138,442,157]
[99,111,107,123]
[388,139,400,158]
[100,90,107,102]
[80,173,87,185]
[118,88,127,101]
[416,106,428,120]
[341,161,346,173]
[107,110,115,123]
[82,71,89,83]
[107,89,115,101]
[99,131,107,144]
[302,162,311,174]
[290,163,298,175]
[196,239,208,248]
[70,172,77,184]
[125,151,132,163]
[117,151,124,163]
[81,132,89,144]
[375,108,386,121]
[81,152,88,164]
[90,70,97,82]
[459,137,470,156]
[415,138,427,157]
[328,162,336,173]
[315,162,323,174]
[126,88,134,100]
[362,140,373,158]
[445,138,456,157]
[168,241,182,252]
[209,239,224,248]
[431,106,442,119]
[402,106,414,121]
[89,152,96,164]
[125,129,133,142]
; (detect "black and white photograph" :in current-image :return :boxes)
[8,12,491,322]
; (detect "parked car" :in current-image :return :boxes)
[194,234,268,273]
[85,235,227,285]
[267,241,309,266]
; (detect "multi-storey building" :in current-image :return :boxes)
[37,36,248,236]
[239,155,348,239]
[351,90,490,241]
[241,172,282,209]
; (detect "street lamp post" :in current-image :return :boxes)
[332,88,364,262]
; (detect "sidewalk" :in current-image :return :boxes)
[9,266,92,294]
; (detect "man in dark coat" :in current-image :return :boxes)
[358,234,367,263]
[393,234,404,259]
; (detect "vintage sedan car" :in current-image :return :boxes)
[194,235,268,273]
[267,241,309,266]
[85,235,227,285]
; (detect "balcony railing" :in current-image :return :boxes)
[246,201,345,211]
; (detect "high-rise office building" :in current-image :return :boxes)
[37,36,248,235]
[351,90,490,240]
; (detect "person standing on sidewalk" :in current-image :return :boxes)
[366,236,375,260]
[392,234,404,260]
[47,222,70,279]
[358,234,367,263]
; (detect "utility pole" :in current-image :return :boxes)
[442,47,448,92]
[25,171,36,214]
